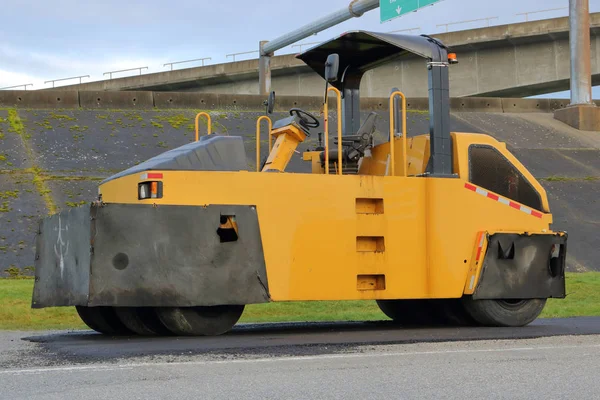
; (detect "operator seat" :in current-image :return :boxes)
[319,112,378,171]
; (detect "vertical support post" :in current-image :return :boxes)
[391,87,402,136]
[555,0,600,131]
[427,53,453,176]
[259,40,272,96]
[341,71,362,136]
[569,0,592,106]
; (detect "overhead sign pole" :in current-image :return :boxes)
[258,0,444,95]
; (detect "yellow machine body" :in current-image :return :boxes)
[32,30,567,335]
[98,131,554,303]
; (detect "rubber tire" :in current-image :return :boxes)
[461,297,547,327]
[376,300,438,326]
[76,306,133,335]
[114,307,172,336]
[155,305,245,336]
[428,299,478,326]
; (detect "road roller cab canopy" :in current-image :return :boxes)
[296,31,456,176]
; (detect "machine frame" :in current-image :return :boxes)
[31,32,567,335]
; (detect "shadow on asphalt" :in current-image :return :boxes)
[21,317,600,362]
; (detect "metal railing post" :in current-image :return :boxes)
[226,50,259,62]
[389,91,407,177]
[163,57,212,71]
[323,87,343,175]
[256,116,272,172]
[195,112,212,141]
[44,75,90,88]
[436,16,499,32]
[0,84,33,90]
[291,41,322,53]
[516,7,567,22]
[103,67,148,80]
[389,27,421,34]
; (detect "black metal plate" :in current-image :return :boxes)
[88,203,269,307]
[32,207,91,308]
[473,233,567,300]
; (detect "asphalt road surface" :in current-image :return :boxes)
[2,318,600,399]
[1,335,599,399]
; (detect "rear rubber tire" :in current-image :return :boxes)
[376,300,438,326]
[114,307,172,336]
[155,305,245,336]
[76,306,132,335]
[428,299,478,326]
[461,297,547,327]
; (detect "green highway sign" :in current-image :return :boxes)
[380,0,442,23]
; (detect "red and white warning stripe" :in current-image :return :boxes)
[464,183,543,218]
[469,232,486,291]
[475,232,485,262]
[140,172,163,180]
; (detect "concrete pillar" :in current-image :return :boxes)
[554,0,600,131]
[570,0,593,105]
[259,41,271,96]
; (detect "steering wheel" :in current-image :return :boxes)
[290,108,320,129]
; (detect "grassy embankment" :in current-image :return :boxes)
[1,273,599,330]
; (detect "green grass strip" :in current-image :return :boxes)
[1,273,598,331]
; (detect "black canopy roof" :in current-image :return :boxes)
[296,31,449,89]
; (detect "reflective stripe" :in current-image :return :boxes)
[464,183,543,219]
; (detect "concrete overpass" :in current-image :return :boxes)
[59,13,600,98]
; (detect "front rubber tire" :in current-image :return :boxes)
[76,306,132,335]
[155,305,245,336]
[114,307,172,336]
[461,298,547,327]
[376,300,438,326]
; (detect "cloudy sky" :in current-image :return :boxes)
[1,0,597,97]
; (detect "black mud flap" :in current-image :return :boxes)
[472,233,567,300]
[33,203,270,308]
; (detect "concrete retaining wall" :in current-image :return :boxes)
[79,91,154,109]
[0,90,79,108]
[0,89,588,112]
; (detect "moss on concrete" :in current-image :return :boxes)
[0,190,19,200]
[541,175,600,182]
[6,110,58,215]
[49,112,76,121]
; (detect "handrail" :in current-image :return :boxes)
[226,50,259,62]
[195,112,212,141]
[516,7,567,22]
[164,57,212,70]
[0,83,33,90]
[323,86,343,175]
[44,75,90,88]
[103,67,148,79]
[256,116,272,172]
[436,16,498,32]
[389,91,407,177]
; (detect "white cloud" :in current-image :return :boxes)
[0,70,42,90]
[0,43,171,89]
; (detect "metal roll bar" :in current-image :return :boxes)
[389,91,407,177]
[256,116,272,172]
[323,86,343,175]
[195,112,212,141]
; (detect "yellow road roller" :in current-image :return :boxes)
[32,31,567,336]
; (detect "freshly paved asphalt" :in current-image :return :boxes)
[1,333,599,399]
[17,317,600,360]
[1,318,600,398]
